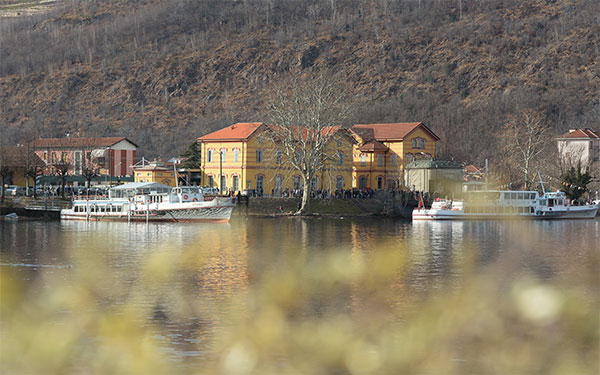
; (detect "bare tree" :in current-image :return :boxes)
[22,145,44,199]
[53,155,71,200]
[265,70,353,214]
[81,150,100,189]
[498,110,551,190]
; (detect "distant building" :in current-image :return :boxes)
[0,146,45,187]
[198,122,355,195]
[31,137,138,178]
[556,128,600,196]
[556,128,599,169]
[133,160,177,186]
[404,160,463,195]
[197,121,441,193]
[350,122,440,190]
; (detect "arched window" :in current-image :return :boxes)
[412,139,418,148]
[420,139,425,148]
[405,153,414,162]
[335,176,344,190]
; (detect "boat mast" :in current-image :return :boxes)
[173,159,179,188]
[538,171,545,194]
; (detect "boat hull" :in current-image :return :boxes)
[61,200,235,223]
[413,206,599,220]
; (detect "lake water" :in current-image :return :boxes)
[1,217,599,373]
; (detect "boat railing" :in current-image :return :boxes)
[73,195,110,201]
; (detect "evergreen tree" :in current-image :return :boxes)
[180,141,201,169]
[560,164,591,201]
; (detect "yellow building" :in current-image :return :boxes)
[133,161,177,186]
[350,123,440,190]
[198,123,355,195]
[0,146,44,188]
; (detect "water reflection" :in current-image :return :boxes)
[1,217,598,370]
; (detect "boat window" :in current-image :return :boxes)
[503,193,510,200]
[509,193,516,200]
[548,199,554,207]
[530,207,534,213]
[517,192,524,200]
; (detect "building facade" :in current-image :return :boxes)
[350,123,440,190]
[133,162,177,186]
[404,160,464,195]
[198,123,355,195]
[31,137,138,178]
[556,128,600,196]
[556,128,600,170]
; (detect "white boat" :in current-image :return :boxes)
[413,190,599,220]
[61,182,235,223]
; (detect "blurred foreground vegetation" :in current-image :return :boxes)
[1,232,598,374]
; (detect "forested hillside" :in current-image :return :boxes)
[1,0,599,163]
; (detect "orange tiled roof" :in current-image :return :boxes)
[358,141,389,152]
[198,123,264,141]
[352,122,440,141]
[557,128,600,139]
[31,137,137,148]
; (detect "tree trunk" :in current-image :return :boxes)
[297,175,311,215]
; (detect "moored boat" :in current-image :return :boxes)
[413,190,599,220]
[60,182,235,223]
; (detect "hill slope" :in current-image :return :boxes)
[1,0,599,161]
